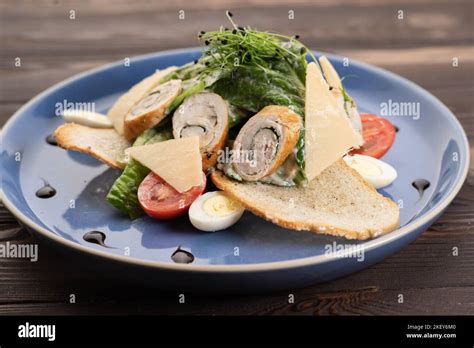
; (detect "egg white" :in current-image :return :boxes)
[62,109,113,128]
[189,191,245,232]
[344,154,397,189]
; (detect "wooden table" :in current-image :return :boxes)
[1,0,473,315]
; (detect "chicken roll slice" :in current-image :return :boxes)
[123,79,182,140]
[172,92,229,171]
[232,105,301,182]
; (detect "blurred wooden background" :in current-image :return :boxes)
[0,0,473,315]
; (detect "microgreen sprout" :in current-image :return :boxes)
[198,11,317,74]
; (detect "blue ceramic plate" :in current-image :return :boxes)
[1,49,469,293]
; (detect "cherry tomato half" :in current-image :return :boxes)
[351,113,396,159]
[138,172,206,220]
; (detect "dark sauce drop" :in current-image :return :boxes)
[83,231,110,248]
[394,125,399,133]
[412,179,430,198]
[46,134,58,146]
[35,182,56,199]
[171,246,194,264]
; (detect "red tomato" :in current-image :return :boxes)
[138,172,206,220]
[351,113,396,159]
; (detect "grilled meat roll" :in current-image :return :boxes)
[172,92,229,171]
[232,105,301,181]
[123,79,182,140]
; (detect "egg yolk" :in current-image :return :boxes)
[203,195,242,217]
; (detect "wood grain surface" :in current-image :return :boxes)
[0,0,473,315]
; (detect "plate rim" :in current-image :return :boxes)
[0,47,470,273]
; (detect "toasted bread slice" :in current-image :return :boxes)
[211,159,399,240]
[107,66,177,135]
[54,123,131,169]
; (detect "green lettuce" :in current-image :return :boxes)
[106,125,172,218]
[211,65,307,184]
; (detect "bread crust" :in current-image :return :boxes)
[54,123,131,169]
[211,159,400,240]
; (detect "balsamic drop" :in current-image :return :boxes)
[394,125,399,133]
[412,179,430,198]
[171,247,194,264]
[83,231,110,248]
[35,183,56,199]
[46,134,58,146]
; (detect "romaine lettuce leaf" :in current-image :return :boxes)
[106,125,172,218]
